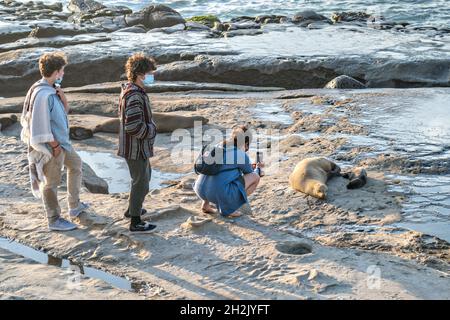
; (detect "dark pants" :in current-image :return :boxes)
[126,158,151,217]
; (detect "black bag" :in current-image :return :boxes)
[194,145,238,176]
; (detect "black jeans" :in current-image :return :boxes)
[126,158,151,217]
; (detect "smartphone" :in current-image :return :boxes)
[256,151,263,163]
[256,151,264,177]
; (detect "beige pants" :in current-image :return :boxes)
[40,148,82,223]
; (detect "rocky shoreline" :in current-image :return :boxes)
[1,0,450,97]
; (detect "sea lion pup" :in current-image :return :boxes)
[342,168,367,189]
[94,113,208,134]
[289,157,341,199]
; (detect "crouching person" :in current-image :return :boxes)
[118,53,158,233]
[194,125,263,218]
[21,52,88,232]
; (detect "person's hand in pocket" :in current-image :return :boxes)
[52,144,62,158]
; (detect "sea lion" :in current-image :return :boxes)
[70,126,94,140]
[342,168,367,189]
[94,113,209,134]
[0,114,18,131]
[289,157,341,199]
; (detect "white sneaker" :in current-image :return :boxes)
[49,218,78,231]
[69,202,90,218]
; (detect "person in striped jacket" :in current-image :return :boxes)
[118,53,158,233]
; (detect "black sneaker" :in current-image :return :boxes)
[124,208,147,219]
[130,221,157,233]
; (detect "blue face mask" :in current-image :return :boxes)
[143,74,154,86]
[55,77,63,86]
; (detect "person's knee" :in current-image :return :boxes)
[253,175,261,188]
[43,181,60,191]
[245,172,260,186]
[67,153,82,173]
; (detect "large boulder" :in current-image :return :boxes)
[125,4,185,29]
[324,75,366,89]
[292,10,330,24]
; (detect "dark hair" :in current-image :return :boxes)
[125,53,157,82]
[39,52,67,77]
[223,125,253,151]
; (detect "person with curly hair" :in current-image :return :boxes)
[118,53,158,233]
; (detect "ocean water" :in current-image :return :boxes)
[16,0,450,27]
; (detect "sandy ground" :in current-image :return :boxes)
[0,88,449,300]
[0,247,143,300]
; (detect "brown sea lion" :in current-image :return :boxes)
[289,157,341,199]
[94,113,208,134]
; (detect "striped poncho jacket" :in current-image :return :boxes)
[117,82,157,160]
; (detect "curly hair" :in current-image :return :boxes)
[125,53,157,82]
[39,52,67,78]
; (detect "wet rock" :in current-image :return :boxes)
[124,4,185,30]
[226,21,261,31]
[0,48,130,96]
[0,23,32,44]
[186,15,220,28]
[155,55,450,90]
[82,162,109,194]
[67,1,132,28]
[292,10,330,24]
[113,25,147,33]
[255,15,288,24]
[223,29,263,38]
[307,22,331,30]
[230,16,256,23]
[27,23,91,38]
[324,75,366,89]
[62,81,283,95]
[68,0,106,13]
[331,12,371,24]
[148,23,185,34]
[0,34,111,53]
[0,113,17,131]
[47,3,63,12]
[89,15,127,32]
[1,43,449,96]
[185,21,211,31]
